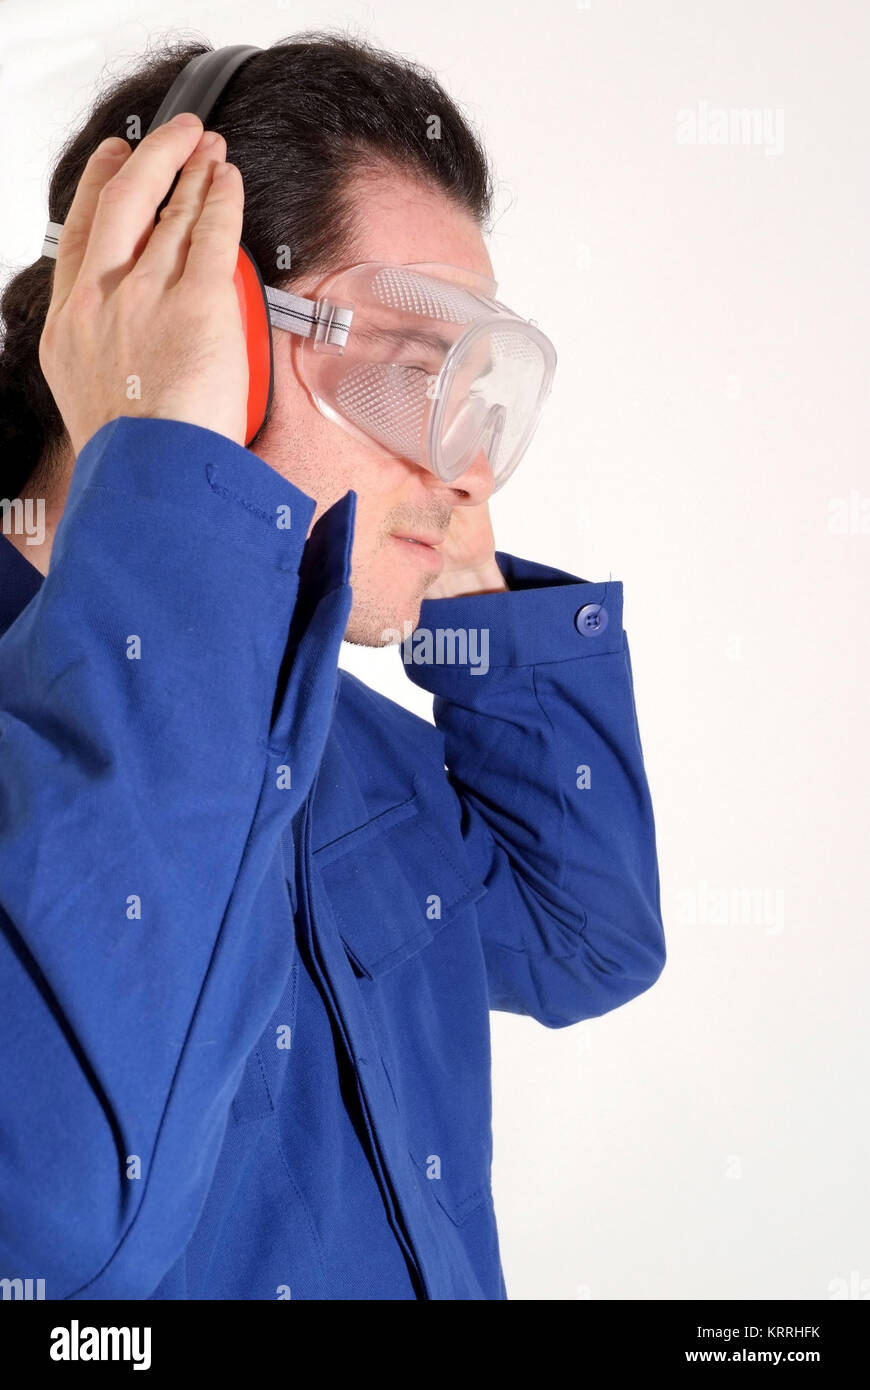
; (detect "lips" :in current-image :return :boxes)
[390,532,446,573]
[390,532,445,548]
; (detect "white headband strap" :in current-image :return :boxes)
[40,220,352,349]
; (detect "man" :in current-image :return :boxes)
[0,36,665,1300]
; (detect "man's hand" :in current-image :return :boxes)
[427,500,508,599]
[39,114,248,457]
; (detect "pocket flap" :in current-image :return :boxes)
[313,785,486,978]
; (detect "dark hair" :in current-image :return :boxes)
[0,29,494,498]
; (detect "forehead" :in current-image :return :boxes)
[341,165,494,283]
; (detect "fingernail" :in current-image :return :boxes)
[198,130,221,148]
[169,112,202,127]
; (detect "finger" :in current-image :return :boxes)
[49,137,132,311]
[183,161,244,290]
[131,130,226,288]
[76,113,205,289]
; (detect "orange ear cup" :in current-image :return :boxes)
[232,244,274,446]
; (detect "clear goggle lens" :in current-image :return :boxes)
[298,264,556,489]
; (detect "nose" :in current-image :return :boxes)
[430,399,504,503]
[429,447,496,506]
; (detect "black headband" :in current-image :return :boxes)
[146,45,262,135]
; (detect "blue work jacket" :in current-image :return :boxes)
[0,418,665,1300]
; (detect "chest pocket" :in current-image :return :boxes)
[313,781,484,977]
[313,779,495,1228]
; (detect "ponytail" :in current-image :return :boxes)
[0,257,65,498]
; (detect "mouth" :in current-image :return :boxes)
[390,532,446,572]
[391,531,445,548]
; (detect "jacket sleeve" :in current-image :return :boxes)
[0,416,353,1298]
[402,551,666,1028]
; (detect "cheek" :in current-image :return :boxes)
[256,353,414,537]
[309,432,412,545]
[345,466,406,567]
[257,402,357,520]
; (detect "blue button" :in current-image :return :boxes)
[575,603,608,637]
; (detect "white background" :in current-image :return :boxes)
[2,0,867,1300]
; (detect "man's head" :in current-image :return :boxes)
[253,164,498,643]
[0,33,497,639]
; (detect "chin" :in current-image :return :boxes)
[344,590,425,648]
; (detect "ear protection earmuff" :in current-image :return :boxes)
[145,44,271,447]
[43,47,352,448]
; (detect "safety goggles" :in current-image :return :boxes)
[267,260,557,490]
[43,221,555,485]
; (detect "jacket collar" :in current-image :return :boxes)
[0,533,43,637]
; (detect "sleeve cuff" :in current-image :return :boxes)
[63,416,318,576]
[403,551,624,682]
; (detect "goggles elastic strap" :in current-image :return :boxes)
[40,220,352,348]
[264,285,352,349]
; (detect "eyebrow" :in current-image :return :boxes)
[355,325,455,356]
